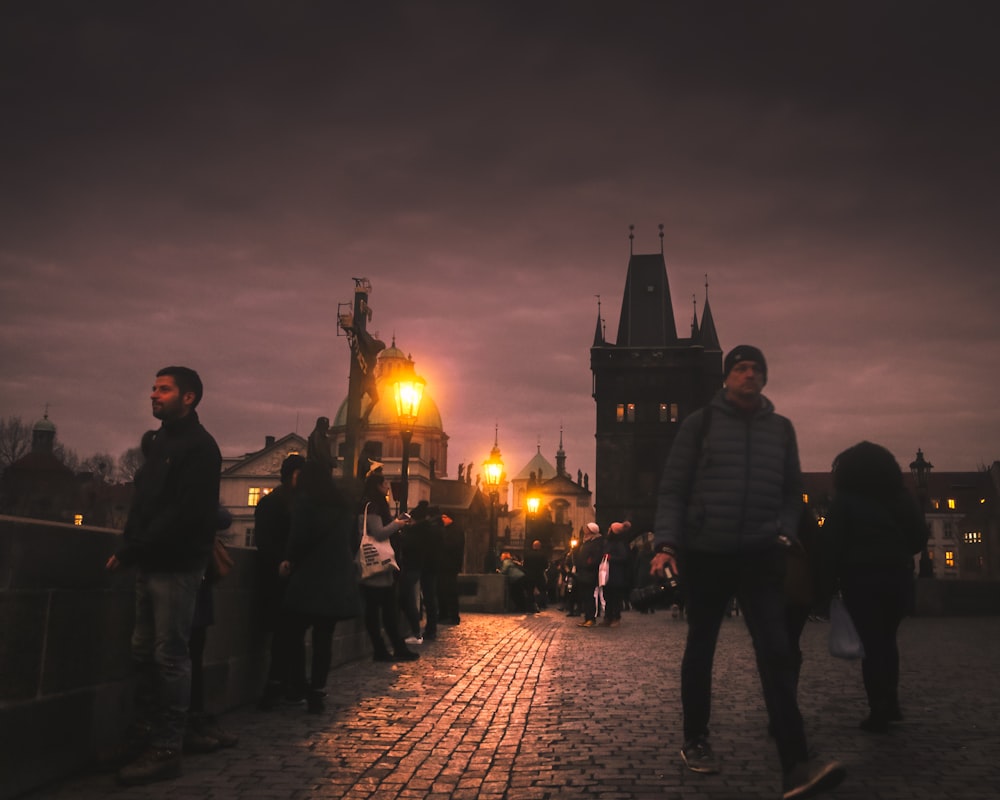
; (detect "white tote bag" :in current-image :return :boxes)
[357,503,398,580]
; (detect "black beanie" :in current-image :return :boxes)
[724,345,767,385]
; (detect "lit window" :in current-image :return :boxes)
[248,487,262,506]
[616,404,625,423]
[945,550,955,567]
[932,499,940,510]
[74,514,83,526]
[802,493,809,504]
[965,531,983,544]
[626,403,635,422]
[947,498,956,510]
[659,402,679,423]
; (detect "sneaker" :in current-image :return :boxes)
[577,619,595,627]
[307,690,326,714]
[195,714,238,748]
[782,759,846,799]
[393,648,420,661]
[117,747,182,785]
[681,738,718,774]
[404,635,424,645]
[182,725,219,754]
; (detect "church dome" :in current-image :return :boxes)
[332,341,443,431]
[33,414,56,433]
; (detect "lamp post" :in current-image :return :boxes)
[482,428,505,572]
[910,448,934,578]
[526,495,540,553]
[392,373,425,514]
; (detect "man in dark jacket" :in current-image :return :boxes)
[651,346,844,800]
[254,453,305,709]
[105,366,221,785]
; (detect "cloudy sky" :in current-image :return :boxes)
[2,1,998,487]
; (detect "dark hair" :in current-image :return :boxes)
[832,441,904,498]
[157,366,204,407]
[360,468,392,524]
[295,460,345,508]
[280,454,306,485]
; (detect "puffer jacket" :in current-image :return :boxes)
[654,389,802,555]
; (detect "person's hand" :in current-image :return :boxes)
[105,554,120,571]
[279,560,292,578]
[650,551,678,578]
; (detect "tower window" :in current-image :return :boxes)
[248,487,262,506]
[616,403,636,423]
[659,402,678,423]
[945,550,955,567]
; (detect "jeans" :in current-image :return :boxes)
[680,549,808,772]
[131,564,206,750]
[360,583,407,656]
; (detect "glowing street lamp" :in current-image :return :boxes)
[392,374,425,513]
[526,494,540,551]
[483,428,505,572]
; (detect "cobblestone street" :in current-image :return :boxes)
[23,611,1000,800]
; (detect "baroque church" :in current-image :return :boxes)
[591,228,723,532]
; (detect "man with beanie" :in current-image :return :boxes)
[651,346,845,799]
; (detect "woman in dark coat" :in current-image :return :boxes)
[600,520,641,626]
[821,441,929,732]
[279,460,362,713]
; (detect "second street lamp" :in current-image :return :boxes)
[910,448,934,578]
[392,374,425,514]
[526,494,540,552]
[483,429,504,572]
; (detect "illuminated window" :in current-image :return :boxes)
[945,550,955,567]
[248,487,262,506]
[947,498,957,510]
[617,403,635,423]
[802,493,809,504]
[965,531,983,544]
[932,499,940,510]
[659,402,679,423]
[74,514,83,526]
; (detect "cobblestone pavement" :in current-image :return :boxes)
[24,611,1000,800]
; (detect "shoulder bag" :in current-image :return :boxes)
[829,593,865,659]
[357,503,399,580]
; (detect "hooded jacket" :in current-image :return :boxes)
[654,388,802,555]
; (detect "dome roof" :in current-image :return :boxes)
[332,342,443,431]
[33,414,56,433]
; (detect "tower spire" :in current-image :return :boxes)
[628,224,634,256]
[659,223,664,254]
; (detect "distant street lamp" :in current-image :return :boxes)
[482,428,505,572]
[392,373,425,514]
[526,494,540,553]
[910,448,934,578]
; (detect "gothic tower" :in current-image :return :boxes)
[590,229,722,532]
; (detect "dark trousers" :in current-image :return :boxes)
[420,568,439,637]
[842,569,911,721]
[189,625,207,713]
[287,613,337,692]
[603,585,626,622]
[681,549,808,772]
[577,580,597,621]
[437,571,461,622]
[360,583,407,656]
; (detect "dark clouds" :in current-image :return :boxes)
[2,1,999,484]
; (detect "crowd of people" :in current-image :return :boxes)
[103,353,929,800]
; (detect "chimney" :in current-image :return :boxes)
[265,435,275,447]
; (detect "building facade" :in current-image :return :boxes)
[591,237,723,532]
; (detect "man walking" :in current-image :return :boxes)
[106,367,221,785]
[651,346,844,799]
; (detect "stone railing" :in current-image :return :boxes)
[0,516,508,799]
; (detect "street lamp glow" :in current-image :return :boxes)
[526,496,540,515]
[392,373,425,514]
[393,376,425,428]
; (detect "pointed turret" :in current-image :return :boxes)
[697,277,721,351]
[556,426,566,478]
[615,252,678,346]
